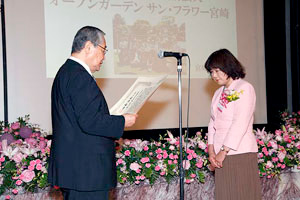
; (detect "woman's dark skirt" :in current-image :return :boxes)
[215,152,262,200]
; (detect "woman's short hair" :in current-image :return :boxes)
[71,26,105,54]
[204,49,246,79]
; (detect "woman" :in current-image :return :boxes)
[205,49,261,200]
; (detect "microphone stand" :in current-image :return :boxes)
[176,57,184,200]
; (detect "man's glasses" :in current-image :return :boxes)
[97,44,108,54]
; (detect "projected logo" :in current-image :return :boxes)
[113,15,187,75]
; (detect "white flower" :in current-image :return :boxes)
[20,144,38,156]
[166,131,177,144]
[1,140,19,159]
[255,127,266,137]
[131,139,148,152]
[130,162,141,171]
[0,174,3,185]
[276,135,283,142]
[266,161,274,168]
[270,141,278,150]
[169,145,175,151]
[183,160,191,170]
[120,166,127,172]
[197,140,207,150]
[278,151,286,161]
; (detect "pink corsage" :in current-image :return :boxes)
[217,89,244,112]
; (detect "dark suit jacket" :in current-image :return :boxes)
[48,59,125,191]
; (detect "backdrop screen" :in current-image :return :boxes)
[0,0,266,132]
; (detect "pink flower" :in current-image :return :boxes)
[116,158,123,165]
[5,195,10,199]
[136,169,141,173]
[163,152,168,159]
[156,148,162,154]
[187,154,193,160]
[156,154,162,160]
[20,170,35,183]
[168,160,173,165]
[169,153,174,160]
[28,165,35,171]
[11,122,20,130]
[12,189,18,194]
[186,149,194,154]
[267,142,272,147]
[140,175,146,180]
[173,160,178,164]
[145,163,151,168]
[140,157,150,163]
[39,141,47,149]
[122,177,127,181]
[272,157,279,162]
[135,181,140,184]
[283,135,290,142]
[160,171,165,176]
[196,160,203,168]
[12,153,24,163]
[185,179,191,183]
[35,159,41,164]
[16,180,22,185]
[258,140,264,145]
[190,173,196,178]
[36,164,43,170]
[130,162,141,172]
[25,138,37,148]
[124,150,131,156]
[262,147,268,156]
[155,166,160,171]
[0,157,5,162]
[281,164,286,169]
[277,163,282,168]
[136,176,140,180]
[30,160,36,166]
[143,146,149,151]
[275,130,282,136]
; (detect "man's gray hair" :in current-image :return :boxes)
[71,26,105,53]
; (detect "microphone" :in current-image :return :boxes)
[158,50,188,59]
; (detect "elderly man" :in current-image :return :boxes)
[48,26,137,200]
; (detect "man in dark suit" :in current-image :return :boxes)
[48,26,138,200]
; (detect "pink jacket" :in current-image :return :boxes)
[207,79,258,155]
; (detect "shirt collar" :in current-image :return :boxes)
[69,56,92,76]
[226,78,241,90]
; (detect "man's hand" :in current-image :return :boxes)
[123,114,138,127]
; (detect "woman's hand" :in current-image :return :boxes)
[208,144,221,170]
[215,151,227,167]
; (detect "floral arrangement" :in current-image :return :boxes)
[0,111,299,198]
[115,131,209,185]
[255,110,300,178]
[0,115,51,199]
